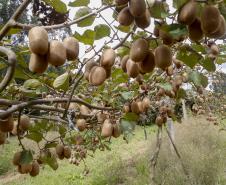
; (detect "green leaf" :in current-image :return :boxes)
[112,68,128,84]
[199,58,216,72]
[45,142,58,149]
[176,88,186,100]
[173,0,187,9]
[121,92,134,100]
[160,24,188,39]
[159,82,172,91]
[74,30,96,45]
[74,7,95,27]
[23,79,42,90]
[43,0,67,13]
[102,0,113,5]
[94,24,110,40]
[188,71,208,88]
[120,119,136,133]
[53,73,69,91]
[148,1,169,19]
[14,69,29,80]
[177,51,200,68]
[20,150,33,165]
[26,132,43,143]
[41,154,58,170]
[114,25,131,33]
[68,0,89,7]
[123,112,139,122]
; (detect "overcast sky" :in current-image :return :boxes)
[62,0,226,72]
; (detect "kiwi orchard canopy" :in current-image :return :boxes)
[0,0,225,181]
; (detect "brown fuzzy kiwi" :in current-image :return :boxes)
[188,18,204,42]
[166,65,174,76]
[112,123,121,138]
[129,0,146,17]
[28,27,49,55]
[126,59,140,78]
[157,88,165,97]
[121,55,129,72]
[89,66,107,86]
[155,116,164,127]
[76,119,86,132]
[13,151,22,166]
[154,45,172,70]
[137,101,145,113]
[135,9,151,29]
[63,146,71,159]
[79,105,91,115]
[29,161,40,177]
[84,71,90,81]
[138,50,155,73]
[19,115,30,131]
[175,75,183,86]
[131,101,140,114]
[159,30,174,46]
[130,38,149,62]
[142,97,151,112]
[117,7,134,26]
[55,144,64,158]
[47,40,66,67]
[0,131,6,145]
[206,15,226,38]
[201,5,221,34]
[97,113,107,123]
[100,48,116,69]
[210,44,219,56]
[85,59,98,72]
[178,1,197,25]
[0,114,14,133]
[115,0,129,6]
[101,119,113,138]
[29,53,48,74]
[20,163,33,174]
[123,104,130,113]
[63,37,79,60]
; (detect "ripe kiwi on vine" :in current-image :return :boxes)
[29,53,48,74]
[155,45,172,70]
[130,38,149,62]
[0,114,14,133]
[129,0,146,17]
[89,66,107,86]
[101,119,113,138]
[63,37,79,60]
[178,1,197,25]
[126,59,140,78]
[100,48,116,69]
[117,7,134,26]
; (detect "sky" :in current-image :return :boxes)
[62,0,226,73]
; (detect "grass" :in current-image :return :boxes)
[1,117,226,185]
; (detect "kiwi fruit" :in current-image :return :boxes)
[63,37,79,60]
[210,44,219,56]
[131,101,140,114]
[159,29,174,45]
[135,9,151,29]
[63,146,71,159]
[206,15,226,38]
[0,131,6,145]
[101,119,113,138]
[123,104,130,113]
[76,119,86,132]
[28,27,49,55]
[20,163,33,174]
[29,53,48,74]
[85,59,98,72]
[142,97,151,111]
[138,50,155,73]
[126,59,140,78]
[89,66,107,86]
[0,114,14,132]
[118,7,134,26]
[13,151,22,166]
[155,116,164,127]
[175,75,183,86]
[100,48,116,69]
[201,5,221,34]
[30,161,40,177]
[136,74,143,84]
[47,40,66,66]
[19,115,30,131]
[129,0,146,17]
[115,0,129,6]
[178,1,197,25]
[79,105,91,115]
[137,101,145,113]
[157,88,165,97]
[166,65,174,76]
[154,45,172,70]
[188,18,203,42]
[84,71,90,81]
[130,38,149,62]
[97,112,107,123]
[121,55,129,72]
[112,123,121,138]
[55,144,64,158]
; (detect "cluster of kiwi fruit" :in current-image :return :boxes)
[55,144,72,160]
[84,48,116,86]
[28,26,79,74]
[123,97,151,115]
[121,38,173,78]
[13,151,40,176]
[206,113,218,125]
[116,0,150,29]
[101,118,121,138]
[69,146,87,165]
[178,1,226,42]
[155,105,173,127]
[0,114,30,145]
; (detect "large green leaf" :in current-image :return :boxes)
[122,112,139,122]
[74,7,95,27]
[43,0,67,13]
[26,132,43,143]
[173,0,187,9]
[94,24,111,40]
[188,71,208,88]
[159,82,172,91]
[68,0,90,7]
[199,58,216,72]
[23,79,42,90]
[148,1,169,19]
[53,73,69,91]
[177,51,200,68]
[74,30,96,45]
